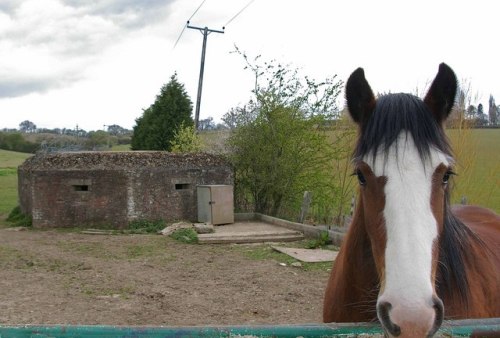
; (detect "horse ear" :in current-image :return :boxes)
[424,63,457,124]
[345,68,376,126]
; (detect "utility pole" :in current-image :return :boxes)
[186,22,224,130]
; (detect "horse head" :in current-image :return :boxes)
[345,64,457,337]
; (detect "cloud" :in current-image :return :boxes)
[0,0,177,98]
[63,0,176,29]
[0,73,80,98]
[0,0,18,15]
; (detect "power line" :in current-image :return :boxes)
[172,0,207,50]
[188,0,207,22]
[172,24,187,50]
[223,0,255,28]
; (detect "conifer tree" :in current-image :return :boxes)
[131,74,193,150]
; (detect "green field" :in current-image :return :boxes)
[326,128,500,213]
[111,144,131,151]
[446,129,499,212]
[0,128,498,225]
[0,150,32,220]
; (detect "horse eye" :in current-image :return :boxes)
[356,169,367,186]
[442,170,456,184]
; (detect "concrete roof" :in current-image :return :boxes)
[19,151,230,170]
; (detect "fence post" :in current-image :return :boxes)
[350,194,356,216]
[298,191,312,224]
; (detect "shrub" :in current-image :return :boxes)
[170,123,203,153]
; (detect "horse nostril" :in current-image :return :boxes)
[377,301,401,337]
[429,296,444,337]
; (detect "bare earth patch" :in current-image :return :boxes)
[0,228,330,326]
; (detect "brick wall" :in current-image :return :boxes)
[18,152,233,228]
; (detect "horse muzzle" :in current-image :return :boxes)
[377,295,444,337]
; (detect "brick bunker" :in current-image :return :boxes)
[18,152,233,228]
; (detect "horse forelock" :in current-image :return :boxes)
[353,93,452,166]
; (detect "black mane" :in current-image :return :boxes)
[353,93,452,163]
[436,193,482,311]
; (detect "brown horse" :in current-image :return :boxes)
[323,64,500,337]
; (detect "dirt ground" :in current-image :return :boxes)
[0,227,331,326]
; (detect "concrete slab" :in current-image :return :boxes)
[197,221,304,244]
[271,246,338,263]
[212,221,299,235]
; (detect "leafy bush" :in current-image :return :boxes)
[0,132,38,153]
[170,123,203,153]
[226,51,343,219]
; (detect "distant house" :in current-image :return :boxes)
[18,152,233,228]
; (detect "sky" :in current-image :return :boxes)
[0,0,498,131]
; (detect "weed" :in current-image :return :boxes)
[6,206,32,227]
[125,244,159,258]
[57,241,122,260]
[169,228,198,244]
[240,245,296,265]
[304,230,331,249]
[127,219,165,234]
[0,245,37,269]
[81,284,135,298]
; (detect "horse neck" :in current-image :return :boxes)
[436,207,500,317]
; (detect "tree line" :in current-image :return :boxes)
[448,88,500,128]
[9,122,132,137]
[0,123,133,154]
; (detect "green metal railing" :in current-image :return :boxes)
[1,319,499,338]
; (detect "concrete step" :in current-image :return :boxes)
[198,231,304,244]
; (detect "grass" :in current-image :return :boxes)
[0,149,32,167]
[0,149,31,222]
[330,128,500,213]
[0,245,36,269]
[111,144,131,151]
[0,172,18,220]
[0,168,17,176]
[125,243,164,259]
[56,241,119,260]
[446,129,500,212]
[55,236,171,261]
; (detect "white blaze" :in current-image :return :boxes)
[368,132,449,321]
